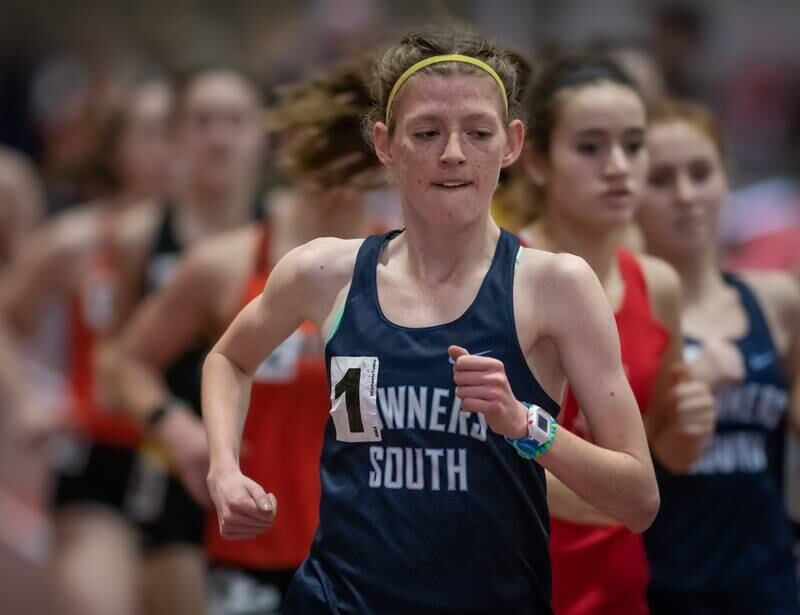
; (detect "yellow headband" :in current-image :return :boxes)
[385,54,509,124]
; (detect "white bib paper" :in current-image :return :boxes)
[330,356,382,442]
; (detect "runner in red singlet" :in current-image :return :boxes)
[517,53,715,615]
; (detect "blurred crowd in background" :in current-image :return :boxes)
[2,0,800,260]
[1,1,800,613]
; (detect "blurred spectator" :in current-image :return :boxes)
[648,2,708,99]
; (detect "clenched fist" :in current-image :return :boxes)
[207,467,277,540]
[667,362,716,438]
[449,345,528,440]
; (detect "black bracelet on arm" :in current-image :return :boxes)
[145,396,191,430]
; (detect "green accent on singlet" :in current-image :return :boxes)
[324,299,347,345]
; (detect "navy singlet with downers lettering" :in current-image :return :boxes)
[284,229,559,614]
[644,272,799,614]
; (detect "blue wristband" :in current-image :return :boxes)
[504,403,557,460]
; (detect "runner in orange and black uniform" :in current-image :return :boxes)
[124,190,266,547]
[0,148,50,615]
[203,224,331,608]
[7,63,265,615]
[109,64,268,615]
[55,209,143,505]
[0,77,173,615]
[111,56,385,614]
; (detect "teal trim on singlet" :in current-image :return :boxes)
[287,228,559,614]
[515,245,523,271]
[324,299,347,345]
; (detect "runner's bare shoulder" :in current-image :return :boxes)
[515,247,609,336]
[287,236,365,292]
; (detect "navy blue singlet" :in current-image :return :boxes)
[645,273,799,614]
[285,229,559,614]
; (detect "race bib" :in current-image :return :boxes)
[330,356,382,442]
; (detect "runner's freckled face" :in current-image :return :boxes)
[373,72,523,228]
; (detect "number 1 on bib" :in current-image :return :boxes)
[330,356,382,442]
